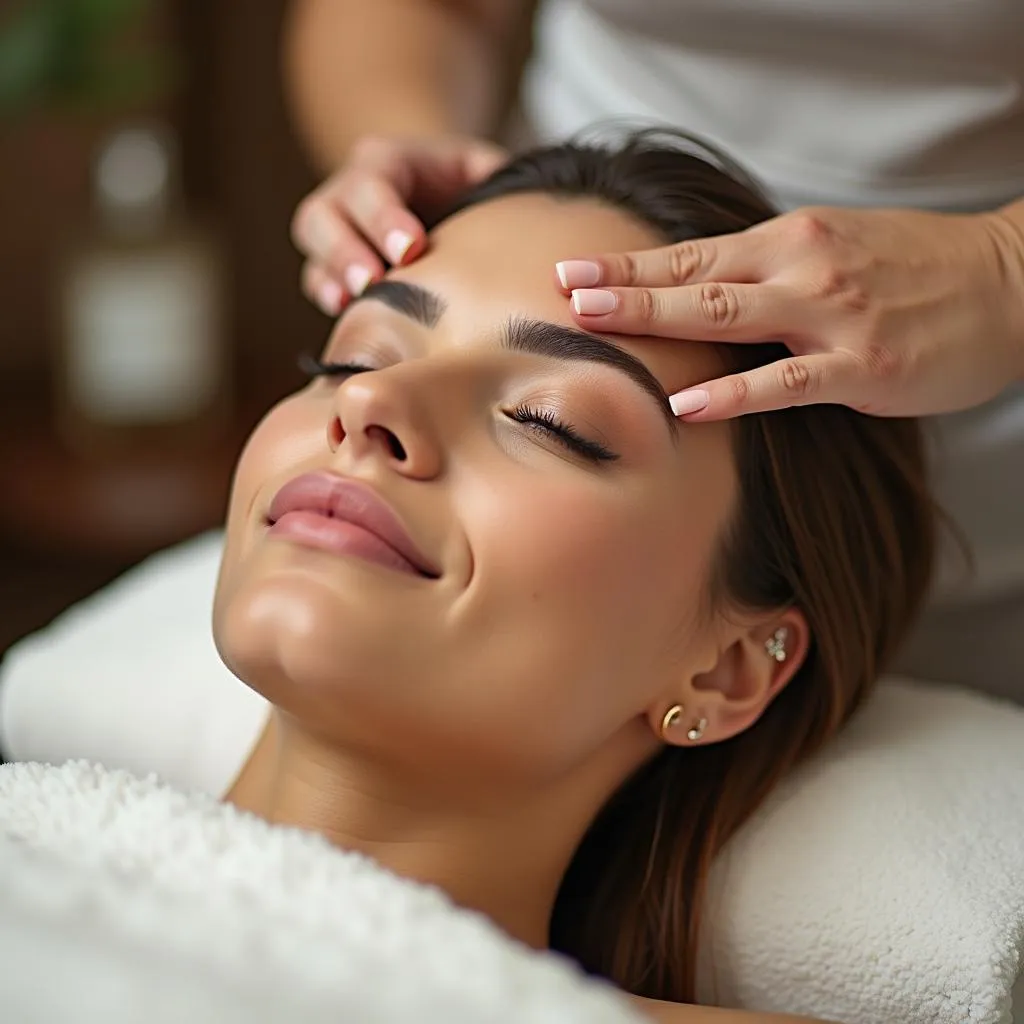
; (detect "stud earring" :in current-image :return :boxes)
[661,704,684,739]
[765,626,789,662]
[686,717,707,742]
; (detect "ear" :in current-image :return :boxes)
[649,608,810,748]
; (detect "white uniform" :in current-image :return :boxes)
[521,0,1024,699]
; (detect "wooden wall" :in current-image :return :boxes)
[0,0,324,406]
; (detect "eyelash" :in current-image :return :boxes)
[299,354,619,464]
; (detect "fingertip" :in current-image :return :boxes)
[555,260,603,291]
[317,279,344,317]
[384,228,416,266]
[668,388,711,417]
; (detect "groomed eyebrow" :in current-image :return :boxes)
[349,279,447,327]
[347,279,676,433]
[503,317,675,432]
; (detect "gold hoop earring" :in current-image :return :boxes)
[661,704,684,739]
[686,717,707,742]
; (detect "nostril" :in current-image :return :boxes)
[385,431,407,461]
[367,425,407,461]
[328,416,344,449]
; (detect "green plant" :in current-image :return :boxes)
[0,0,175,118]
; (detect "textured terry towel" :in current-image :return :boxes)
[0,761,642,1024]
[697,678,1024,1024]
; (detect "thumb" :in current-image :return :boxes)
[670,354,850,420]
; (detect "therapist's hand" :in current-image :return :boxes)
[292,134,507,315]
[555,206,1024,419]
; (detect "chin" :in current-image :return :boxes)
[212,556,397,726]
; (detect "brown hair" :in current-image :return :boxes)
[435,128,937,1003]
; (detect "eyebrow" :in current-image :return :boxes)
[348,279,677,432]
[352,279,447,328]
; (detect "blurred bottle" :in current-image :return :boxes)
[57,122,229,455]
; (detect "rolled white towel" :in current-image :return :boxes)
[0,760,642,1024]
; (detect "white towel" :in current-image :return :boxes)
[0,760,642,1024]
[697,678,1024,1024]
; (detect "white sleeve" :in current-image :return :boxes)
[0,532,269,797]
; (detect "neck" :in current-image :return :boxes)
[226,710,631,949]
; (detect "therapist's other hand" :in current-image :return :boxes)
[292,135,507,316]
[555,206,1024,419]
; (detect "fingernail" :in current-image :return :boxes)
[669,389,710,416]
[318,280,343,316]
[385,229,414,265]
[556,260,601,289]
[344,264,372,297]
[571,289,617,316]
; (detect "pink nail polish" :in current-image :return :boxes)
[669,389,710,416]
[318,280,343,315]
[344,265,372,297]
[385,229,414,266]
[572,289,617,316]
[556,260,601,289]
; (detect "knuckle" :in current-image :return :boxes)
[698,282,739,327]
[668,241,704,284]
[777,358,816,399]
[727,374,751,408]
[635,287,659,322]
[618,252,641,286]
[857,343,902,382]
[290,196,320,249]
[349,134,392,166]
[814,268,870,312]
[787,210,833,249]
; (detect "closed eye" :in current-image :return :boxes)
[300,354,618,463]
[298,354,377,378]
[507,405,619,463]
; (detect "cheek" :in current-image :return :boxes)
[460,465,705,677]
[218,395,323,590]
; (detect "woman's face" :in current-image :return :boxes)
[214,193,737,791]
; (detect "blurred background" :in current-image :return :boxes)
[0,0,326,662]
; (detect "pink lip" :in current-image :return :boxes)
[266,473,439,578]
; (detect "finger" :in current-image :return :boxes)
[405,140,509,208]
[301,260,345,317]
[461,142,508,181]
[569,282,803,342]
[333,167,428,268]
[669,353,857,421]
[555,229,774,293]
[291,192,388,289]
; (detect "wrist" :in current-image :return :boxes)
[984,199,1024,380]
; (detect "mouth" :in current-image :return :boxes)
[265,472,440,579]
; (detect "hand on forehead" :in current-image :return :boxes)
[370,192,727,395]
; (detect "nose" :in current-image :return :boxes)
[328,369,443,479]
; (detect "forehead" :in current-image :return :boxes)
[388,193,724,393]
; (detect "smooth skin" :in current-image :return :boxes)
[218,191,825,1024]
[286,0,1024,422]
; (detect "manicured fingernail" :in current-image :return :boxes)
[571,288,617,316]
[669,389,710,416]
[344,264,372,297]
[556,260,601,289]
[318,280,343,316]
[385,229,414,265]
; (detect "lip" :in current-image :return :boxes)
[266,472,440,578]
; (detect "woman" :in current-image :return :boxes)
[219,130,935,1022]
[286,0,1024,698]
